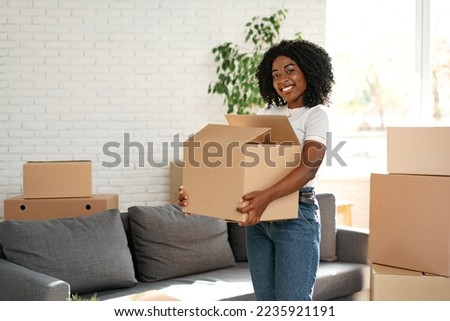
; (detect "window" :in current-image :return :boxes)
[430,0,450,122]
[323,0,449,178]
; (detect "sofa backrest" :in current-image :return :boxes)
[316,193,337,262]
[0,223,4,259]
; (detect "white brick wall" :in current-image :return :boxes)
[0,0,327,218]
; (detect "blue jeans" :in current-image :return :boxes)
[246,191,321,301]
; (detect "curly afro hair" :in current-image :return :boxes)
[256,39,335,108]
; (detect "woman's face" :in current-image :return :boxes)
[271,55,307,108]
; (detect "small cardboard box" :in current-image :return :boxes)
[23,160,92,199]
[4,194,118,220]
[387,127,450,176]
[182,115,301,222]
[369,173,450,276]
[370,263,450,301]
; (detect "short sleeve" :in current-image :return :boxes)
[304,106,329,145]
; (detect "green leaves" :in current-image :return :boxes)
[208,9,294,114]
[69,293,99,301]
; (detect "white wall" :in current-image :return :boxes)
[0,0,327,217]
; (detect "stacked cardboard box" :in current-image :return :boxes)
[369,127,450,300]
[4,160,118,220]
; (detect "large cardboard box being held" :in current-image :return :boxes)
[370,263,450,301]
[182,115,302,222]
[387,127,450,176]
[23,160,92,199]
[369,173,450,276]
[4,194,119,220]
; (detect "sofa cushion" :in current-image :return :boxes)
[316,193,338,262]
[128,205,236,282]
[0,209,137,294]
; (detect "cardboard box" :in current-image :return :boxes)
[370,263,450,301]
[182,115,301,222]
[369,173,450,276]
[23,160,92,199]
[387,127,450,176]
[4,194,118,220]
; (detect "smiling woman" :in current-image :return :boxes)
[239,39,335,301]
[178,39,335,301]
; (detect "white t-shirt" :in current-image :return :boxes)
[257,104,330,187]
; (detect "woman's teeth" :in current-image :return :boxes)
[281,85,293,92]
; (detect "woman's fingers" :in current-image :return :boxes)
[178,185,189,207]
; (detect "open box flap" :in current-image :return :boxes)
[184,124,270,145]
[225,114,300,145]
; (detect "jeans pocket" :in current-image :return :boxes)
[298,202,319,227]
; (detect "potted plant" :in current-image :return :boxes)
[208,9,302,114]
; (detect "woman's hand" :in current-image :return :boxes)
[236,189,271,226]
[177,186,191,215]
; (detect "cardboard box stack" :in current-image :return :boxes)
[369,127,450,300]
[4,160,119,220]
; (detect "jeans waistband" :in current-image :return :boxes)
[300,187,314,193]
[299,187,315,204]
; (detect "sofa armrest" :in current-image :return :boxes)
[336,226,369,264]
[0,258,70,301]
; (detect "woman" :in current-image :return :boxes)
[179,39,334,300]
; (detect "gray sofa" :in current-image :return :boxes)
[0,193,369,301]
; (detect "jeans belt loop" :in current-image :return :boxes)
[299,189,315,205]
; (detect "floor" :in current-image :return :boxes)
[331,290,370,301]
